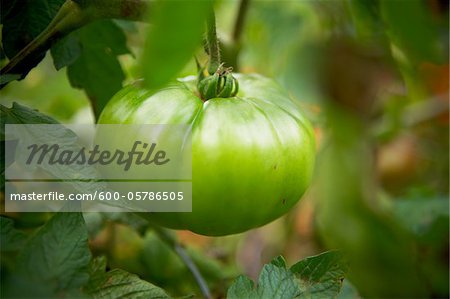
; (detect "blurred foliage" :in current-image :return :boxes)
[1,0,449,298]
[142,0,211,90]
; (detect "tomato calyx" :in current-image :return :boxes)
[197,64,239,101]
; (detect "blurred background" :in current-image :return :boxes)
[1,0,448,298]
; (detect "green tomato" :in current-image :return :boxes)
[98,74,315,236]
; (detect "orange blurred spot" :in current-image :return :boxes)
[176,230,212,248]
[377,134,421,190]
[419,62,449,96]
[314,127,323,151]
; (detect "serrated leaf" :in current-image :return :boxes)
[227,264,300,299]
[5,205,91,297]
[290,251,348,299]
[227,275,258,299]
[258,264,301,299]
[227,252,349,299]
[0,216,27,252]
[85,268,171,299]
[142,0,211,90]
[66,19,130,118]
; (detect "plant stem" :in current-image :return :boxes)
[153,226,212,299]
[206,8,221,74]
[136,214,212,299]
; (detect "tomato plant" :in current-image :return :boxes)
[1,0,448,298]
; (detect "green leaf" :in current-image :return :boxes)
[0,217,27,252]
[257,264,301,298]
[227,263,301,299]
[4,205,91,297]
[66,19,130,118]
[380,0,444,64]
[227,252,348,299]
[0,0,65,59]
[142,0,211,90]
[50,34,82,70]
[85,267,171,299]
[227,275,258,299]
[0,0,65,78]
[290,251,348,298]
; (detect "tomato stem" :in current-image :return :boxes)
[198,7,240,100]
[206,8,221,75]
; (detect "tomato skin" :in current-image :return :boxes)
[98,74,315,236]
